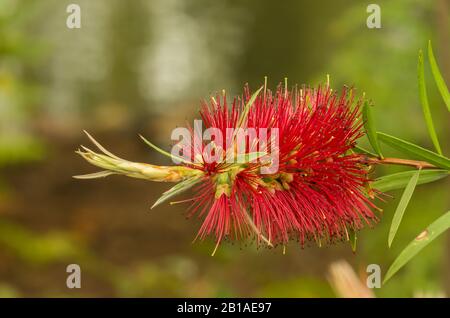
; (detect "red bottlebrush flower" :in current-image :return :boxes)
[75,82,379,254]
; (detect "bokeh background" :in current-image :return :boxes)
[0,0,449,297]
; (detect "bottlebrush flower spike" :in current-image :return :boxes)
[75,82,379,255]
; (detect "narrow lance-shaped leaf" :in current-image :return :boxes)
[235,151,267,163]
[428,41,450,112]
[151,176,202,209]
[384,211,450,284]
[388,170,420,248]
[377,132,450,169]
[418,49,442,155]
[348,229,357,253]
[353,144,377,157]
[237,86,264,129]
[231,86,264,146]
[362,101,383,158]
[372,169,449,192]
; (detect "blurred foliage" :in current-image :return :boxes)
[0,0,448,297]
[0,0,45,168]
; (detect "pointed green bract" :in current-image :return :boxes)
[384,211,450,284]
[372,169,449,192]
[428,41,450,112]
[151,176,202,209]
[418,50,442,155]
[388,170,420,248]
[362,100,383,158]
[377,132,450,169]
[73,170,116,179]
[83,131,123,160]
[139,134,195,166]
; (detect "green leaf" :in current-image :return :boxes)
[362,101,383,158]
[377,132,450,169]
[237,86,264,128]
[388,170,420,248]
[235,151,267,163]
[353,145,377,157]
[428,41,450,112]
[372,169,449,192]
[151,176,202,209]
[348,229,357,253]
[384,211,450,284]
[418,49,442,155]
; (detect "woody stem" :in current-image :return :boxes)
[366,157,437,169]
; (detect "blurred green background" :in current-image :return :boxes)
[0,0,449,297]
